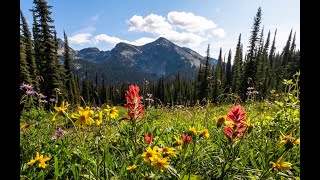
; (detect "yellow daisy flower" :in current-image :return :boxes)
[151,156,169,172]
[142,146,159,162]
[189,127,197,135]
[159,146,176,158]
[51,101,70,121]
[27,152,50,169]
[71,107,95,127]
[199,129,210,139]
[270,157,292,172]
[104,105,119,119]
[278,131,300,149]
[217,116,227,127]
[95,111,103,126]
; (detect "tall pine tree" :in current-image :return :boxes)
[242,7,262,98]
[226,49,232,92]
[21,10,40,91]
[63,31,78,105]
[31,0,63,99]
[232,34,243,95]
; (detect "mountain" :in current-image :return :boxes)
[57,37,217,84]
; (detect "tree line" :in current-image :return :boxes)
[20,1,299,108]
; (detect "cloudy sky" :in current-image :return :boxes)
[20,0,299,58]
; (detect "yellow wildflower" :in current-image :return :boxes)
[104,105,111,116]
[174,137,183,146]
[27,152,51,169]
[189,127,197,135]
[95,111,103,126]
[151,156,169,172]
[104,105,119,119]
[109,107,119,119]
[246,118,254,133]
[71,107,95,127]
[51,101,70,121]
[217,116,227,127]
[142,146,159,162]
[159,146,176,158]
[126,164,139,171]
[270,157,292,172]
[278,131,300,149]
[199,129,210,139]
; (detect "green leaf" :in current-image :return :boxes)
[54,155,59,178]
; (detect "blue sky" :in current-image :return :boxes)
[20,0,300,58]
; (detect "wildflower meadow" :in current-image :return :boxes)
[20,72,300,179]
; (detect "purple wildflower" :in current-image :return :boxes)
[20,83,34,91]
[96,107,101,111]
[49,98,55,102]
[26,90,37,95]
[51,128,67,140]
[91,107,97,111]
[56,127,67,137]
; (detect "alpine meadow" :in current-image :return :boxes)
[20,0,300,179]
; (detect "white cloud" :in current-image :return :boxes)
[69,33,92,45]
[127,13,210,46]
[128,14,173,34]
[93,34,128,45]
[213,28,226,38]
[167,11,217,33]
[163,31,205,46]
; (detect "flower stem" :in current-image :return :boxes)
[219,143,232,180]
[133,123,137,158]
[188,138,197,180]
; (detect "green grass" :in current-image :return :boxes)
[20,97,300,179]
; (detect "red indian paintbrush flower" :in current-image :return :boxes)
[122,85,144,123]
[144,133,153,144]
[181,133,193,144]
[224,105,247,142]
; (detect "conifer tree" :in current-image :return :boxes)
[280,29,293,81]
[213,48,223,101]
[242,7,262,97]
[287,32,299,76]
[268,29,277,90]
[255,27,265,92]
[260,30,271,97]
[31,0,63,99]
[232,34,243,94]
[20,36,32,84]
[195,64,204,101]
[63,31,77,105]
[199,44,211,101]
[226,49,232,92]
[20,10,40,91]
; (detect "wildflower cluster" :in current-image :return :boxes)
[141,145,176,172]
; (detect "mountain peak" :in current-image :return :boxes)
[155,37,169,42]
[154,37,171,44]
[145,36,174,48]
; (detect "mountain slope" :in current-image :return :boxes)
[58,37,218,84]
